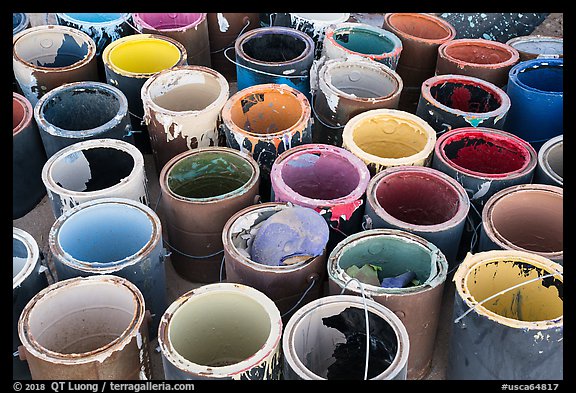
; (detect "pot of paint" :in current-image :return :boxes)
[12,25,99,106]
[322,22,403,71]
[141,65,230,173]
[382,13,456,113]
[506,35,563,61]
[220,83,313,198]
[233,26,315,99]
[13,92,47,219]
[364,166,470,270]
[18,275,151,380]
[158,283,282,380]
[503,58,563,151]
[133,13,211,67]
[48,197,167,337]
[436,38,520,87]
[207,13,261,81]
[480,184,563,265]
[102,33,187,153]
[342,108,437,176]
[13,12,30,36]
[13,227,49,380]
[222,202,329,320]
[534,134,563,187]
[448,250,563,380]
[158,147,260,283]
[432,127,538,209]
[33,81,133,158]
[416,74,510,136]
[327,229,447,379]
[282,294,410,380]
[286,13,351,59]
[41,138,148,219]
[270,144,370,254]
[312,58,402,147]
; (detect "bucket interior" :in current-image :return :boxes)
[375,171,461,225]
[149,71,223,112]
[465,259,563,322]
[351,116,430,159]
[510,39,563,56]
[26,280,137,354]
[40,87,121,131]
[292,304,399,379]
[136,13,203,29]
[242,31,307,63]
[108,37,182,74]
[13,237,29,279]
[327,63,398,98]
[60,13,126,24]
[58,203,153,263]
[515,63,563,93]
[167,151,253,199]
[229,89,303,134]
[386,14,451,40]
[442,131,529,174]
[51,146,135,192]
[292,13,349,23]
[14,29,91,68]
[429,80,502,113]
[489,189,563,253]
[332,27,396,55]
[336,235,434,286]
[13,97,27,130]
[443,42,514,64]
[168,291,271,367]
[545,142,563,179]
[280,150,360,200]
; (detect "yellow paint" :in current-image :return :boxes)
[105,35,183,75]
[455,250,563,328]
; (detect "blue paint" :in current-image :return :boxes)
[504,59,563,150]
[13,13,29,35]
[60,13,126,23]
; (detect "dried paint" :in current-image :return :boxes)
[506,35,563,61]
[288,13,350,58]
[217,13,229,32]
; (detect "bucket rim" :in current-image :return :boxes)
[13,227,41,289]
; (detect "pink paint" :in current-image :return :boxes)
[133,13,205,31]
[438,128,535,178]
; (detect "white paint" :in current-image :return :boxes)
[471,181,492,201]
[217,13,229,33]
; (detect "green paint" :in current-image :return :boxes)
[334,28,396,55]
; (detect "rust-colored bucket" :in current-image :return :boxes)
[158,147,260,283]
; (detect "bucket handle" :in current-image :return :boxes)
[223,47,310,80]
[211,16,253,54]
[454,271,562,324]
[280,273,319,318]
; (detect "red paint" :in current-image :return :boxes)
[317,199,364,223]
[450,86,472,112]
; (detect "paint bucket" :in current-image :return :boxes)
[33,81,133,158]
[341,108,437,176]
[233,26,315,99]
[506,35,563,61]
[48,197,167,337]
[433,127,538,209]
[207,13,261,81]
[222,202,328,320]
[286,13,351,59]
[13,12,30,36]
[534,134,563,187]
[41,138,148,219]
[311,58,403,147]
[448,250,563,380]
[141,65,230,173]
[503,58,563,151]
[158,283,282,380]
[13,227,49,380]
[270,144,370,254]
[133,13,211,67]
[327,229,447,379]
[282,294,410,380]
[322,22,403,70]
[382,13,456,113]
[12,25,99,107]
[220,83,313,199]
[416,74,510,136]
[158,147,260,283]
[18,275,151,380]
[436,38,520,87]
[13,92,47,219]
[364,166,470,270]
[102,33,187,153]
[480,184,563,265]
